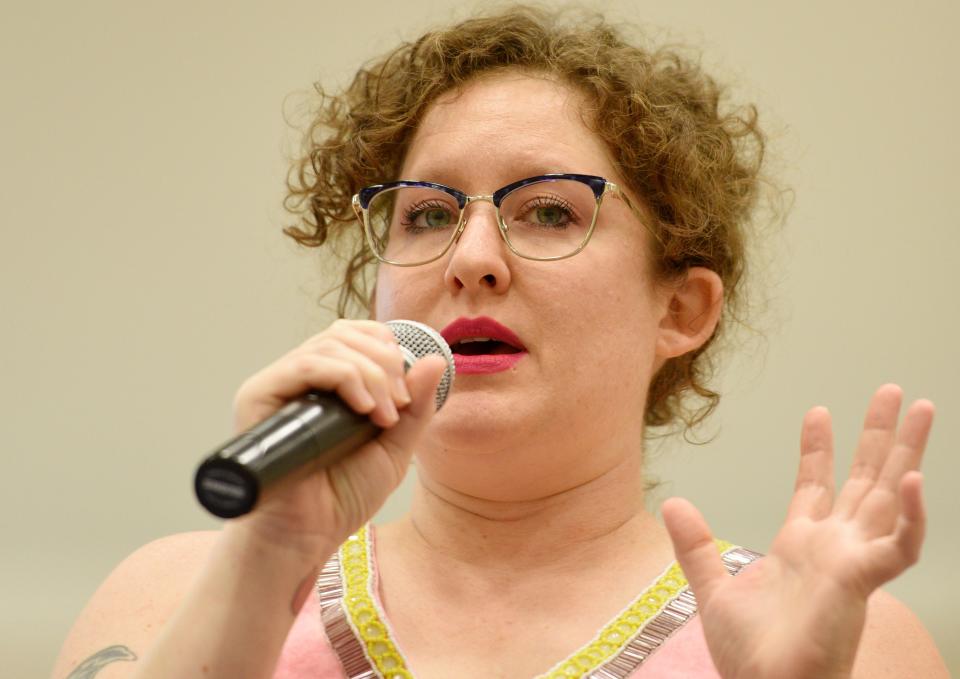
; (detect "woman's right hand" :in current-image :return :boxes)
[52,320,446,679]
[227,318,447,562]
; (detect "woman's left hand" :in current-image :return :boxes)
[662,384,935,679]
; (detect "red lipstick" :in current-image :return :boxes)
[440,316,527,375]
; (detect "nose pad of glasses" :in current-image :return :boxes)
[450,197,497,240]
[456,208,506,253]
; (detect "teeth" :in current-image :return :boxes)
[459,337,493,344]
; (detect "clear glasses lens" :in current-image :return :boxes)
[500,179,597,258]
[367,186,459,264]
[366,179,598,263]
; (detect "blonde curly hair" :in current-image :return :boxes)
[284,5,769,436]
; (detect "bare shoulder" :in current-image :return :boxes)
[852,589,950,679]
[51,530,220,679]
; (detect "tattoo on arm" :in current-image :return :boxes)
[65,569,318,677]
[66,645,137,678]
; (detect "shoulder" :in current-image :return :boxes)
[81,530,220,613]
[851,589,949,679]
[52,530,220,678]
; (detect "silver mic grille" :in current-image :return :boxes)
[386,320,455,411]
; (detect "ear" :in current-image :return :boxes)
[654,267,724,361]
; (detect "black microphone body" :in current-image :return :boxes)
[194,320,454,518]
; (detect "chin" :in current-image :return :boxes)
[427,409,516,453]
[430,391,542,442]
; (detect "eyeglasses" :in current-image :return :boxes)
[351,173,641,266]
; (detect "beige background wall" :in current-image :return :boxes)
[2,1,957,676]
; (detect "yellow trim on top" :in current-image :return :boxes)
[339,525,732,679]
[339,525,412,678]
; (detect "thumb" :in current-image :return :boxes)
[376,354,448,462]
[662,497,727,605]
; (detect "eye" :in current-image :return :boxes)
[401,200,457,231]
[518,197,576,229]
[424,208,452,227]
[534,205,566,226]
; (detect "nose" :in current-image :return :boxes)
[442,199,512,294]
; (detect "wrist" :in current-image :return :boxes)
[220,517,338,574]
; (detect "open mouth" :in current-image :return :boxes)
[450,338,523,356]
[440,317,527,374]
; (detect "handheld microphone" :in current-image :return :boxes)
[194,320,455,518]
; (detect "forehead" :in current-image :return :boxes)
[400,72,620,189]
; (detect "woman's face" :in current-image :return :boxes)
[374,72,677,500]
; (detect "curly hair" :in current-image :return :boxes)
[284,5,770,437]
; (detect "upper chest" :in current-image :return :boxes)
[300,525,761,679]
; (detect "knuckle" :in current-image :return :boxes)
[235,375,254,398]
[339,361,364,385]
[378,324,398,344]
[370,361,392,384]
[307,334,341,352]
[375,340,402,368]
[233,374,261,407]
[232,385,250,412]
[290,352,321,376]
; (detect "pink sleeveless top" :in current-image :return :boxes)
[274,525,761,679]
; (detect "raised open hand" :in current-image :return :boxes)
[662,384,936,679]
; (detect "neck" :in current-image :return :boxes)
[396,452,669,577]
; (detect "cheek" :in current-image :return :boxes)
[563,273,661,377]
[373,268,435,321]
[372,276,394,321]
[372,268,405,320]
[570,264,656,330]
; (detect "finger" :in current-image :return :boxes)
[308,322,410,403]
[786,406,835,521]
[375,355,447,466]
[661,497,727,605]
[866,472,926,586]
[895,471,926,563]
[235,355,377,431]
[285,344,398,427]
[294,336,406,426]
[311,357,445,521]
[875,400,935,491]
[237,343,401,430]
[834,384,903,518]
[327,318,399,346]
[312,342,402,427]
[853,400,934,538]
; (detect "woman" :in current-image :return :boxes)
[52,7,948,678]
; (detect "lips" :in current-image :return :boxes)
[440,316,527,375]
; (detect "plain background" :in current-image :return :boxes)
[2,1,957,677]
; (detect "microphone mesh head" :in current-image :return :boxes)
[387,320,455,410]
